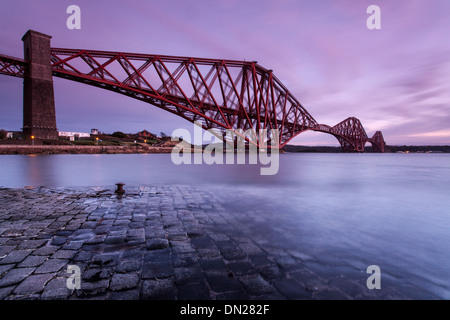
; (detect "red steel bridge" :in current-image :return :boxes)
[0,30,385,152]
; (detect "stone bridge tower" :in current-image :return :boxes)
[22,30,58,140]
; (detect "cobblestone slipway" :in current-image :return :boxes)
[0,185,416,300]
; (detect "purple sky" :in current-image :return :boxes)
[1,0,449,145]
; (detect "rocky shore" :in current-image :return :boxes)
[0,185,422,300]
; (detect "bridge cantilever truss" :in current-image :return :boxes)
[0,47,386,152]
[311,118,385,152]
[0,54,27,78]
[49,48,320,148]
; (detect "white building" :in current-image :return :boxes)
[58,131,91,141]
[6,131,21,139]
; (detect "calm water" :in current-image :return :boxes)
[0,153,449,298]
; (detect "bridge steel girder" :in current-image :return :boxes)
[0,54,27,78]
[369,131,386,153]
[311,117,370,152]
[331,117,368,152]
[49,48,319,148]
[0,34,387,152]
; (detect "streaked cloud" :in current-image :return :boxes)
[407,130,450,139]
[0,0,449,146]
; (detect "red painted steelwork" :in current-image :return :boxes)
[369,131,386,153]
[0,54,27,78]
[0,49,386,152]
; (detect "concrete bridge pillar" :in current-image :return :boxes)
[22,30,58,140]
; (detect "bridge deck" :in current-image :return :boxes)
[0,36,386,152]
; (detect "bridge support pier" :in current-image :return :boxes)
[22,30,58,140]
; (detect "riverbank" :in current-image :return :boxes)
[0,145,175,155]
[0,185,426,300]
[2,144,449,155]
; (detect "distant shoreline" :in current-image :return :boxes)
[0,144,449,155]
[284,145,450,153]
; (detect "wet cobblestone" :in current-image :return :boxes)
[0,185,421,300]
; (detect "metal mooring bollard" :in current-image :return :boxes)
[115,182,125,194]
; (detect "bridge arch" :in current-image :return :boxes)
[286,117,369,152]
[0,30,386,152]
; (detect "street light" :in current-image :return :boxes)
[96,137,99,145]
[31,135,35,145]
